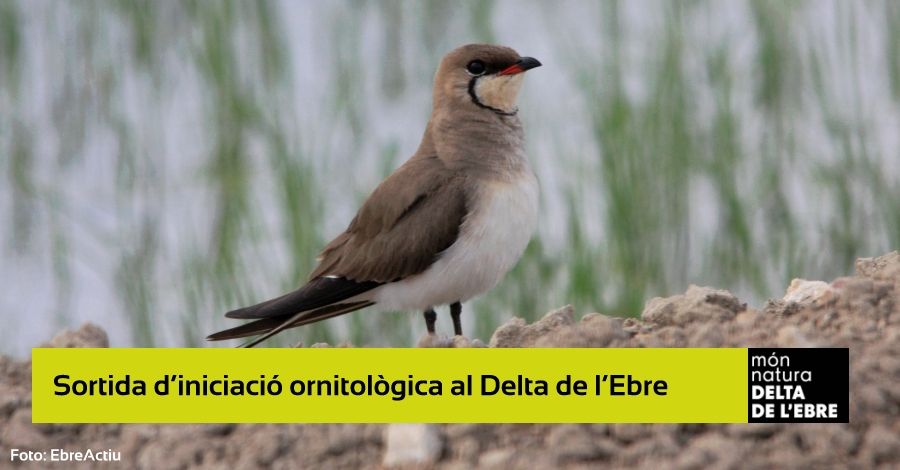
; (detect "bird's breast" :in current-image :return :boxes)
[455,170,541,281]
[370,167,539,310]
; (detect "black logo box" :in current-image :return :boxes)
[747,348,849,423]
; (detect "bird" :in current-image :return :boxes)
[207,44,542,347]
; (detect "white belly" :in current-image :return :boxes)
[370,171,540,311]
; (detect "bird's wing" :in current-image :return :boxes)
[310,155,469,283]
[207,154,469,343]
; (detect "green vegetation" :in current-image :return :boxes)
[1,1,898,353]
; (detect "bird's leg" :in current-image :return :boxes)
[450,301,463,336]
[423,308,437,334]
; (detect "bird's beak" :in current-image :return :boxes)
[498,57,542,76]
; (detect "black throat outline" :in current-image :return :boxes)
[468,77,518,117]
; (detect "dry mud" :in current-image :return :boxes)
[3,252,900,469]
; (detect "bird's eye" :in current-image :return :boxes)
[466,60,486,76]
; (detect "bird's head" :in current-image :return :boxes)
[434,44,542,117]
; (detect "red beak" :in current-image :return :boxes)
[498,57,542,76]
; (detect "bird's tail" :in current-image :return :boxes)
[206,301,374,347]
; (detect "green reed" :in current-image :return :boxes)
[1,1,899,353]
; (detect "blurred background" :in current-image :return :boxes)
[1,1,899,355]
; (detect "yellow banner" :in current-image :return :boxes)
[32,348,748,423]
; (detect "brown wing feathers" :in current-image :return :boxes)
[207,154,469,346]
[310,158,469,283]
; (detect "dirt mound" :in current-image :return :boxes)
[3,252,900,469]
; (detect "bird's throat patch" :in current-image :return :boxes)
[469,74,524,116]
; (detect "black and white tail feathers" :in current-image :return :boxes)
[206,277,381,347]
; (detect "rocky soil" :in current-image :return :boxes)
[3,252,900,469]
